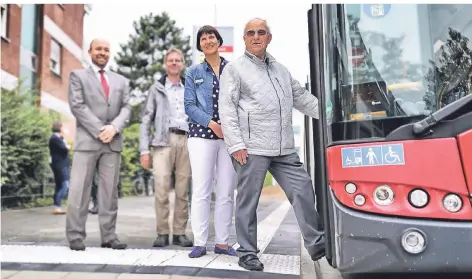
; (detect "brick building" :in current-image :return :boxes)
[1,4,92,140]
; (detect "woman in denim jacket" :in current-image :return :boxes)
[184,25,237,258]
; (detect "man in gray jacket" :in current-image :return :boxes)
[219,18,325,271]
[140,47,193,248]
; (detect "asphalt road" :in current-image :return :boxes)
[316,258,471,279]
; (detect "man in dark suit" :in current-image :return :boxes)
[66,38,131,251]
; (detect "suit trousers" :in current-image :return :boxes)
[152,133,191,235]
[66,144,121,243]
[232,152,325,258]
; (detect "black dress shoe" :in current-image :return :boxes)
[101,239,127,250]
[172,235,193,247]
[153,234,169,247]
[69,239,85,251]
[238,254,264,271]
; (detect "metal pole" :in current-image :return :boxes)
[214,4,217,26]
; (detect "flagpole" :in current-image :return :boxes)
[214,4,217,26]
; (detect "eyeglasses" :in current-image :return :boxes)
[245,29,268,37]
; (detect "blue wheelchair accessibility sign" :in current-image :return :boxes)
[342,143,405,168]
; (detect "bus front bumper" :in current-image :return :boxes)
[331,191,472,273]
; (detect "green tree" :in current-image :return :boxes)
[1,87,55,208]
[114,11,192,124]
[111,12,192,191]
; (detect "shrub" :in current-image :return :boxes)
[120,122,142,196]
[1,88,54,208]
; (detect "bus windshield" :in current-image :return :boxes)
[336,4,472,122]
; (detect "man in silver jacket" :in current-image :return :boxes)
[219,18,325,271]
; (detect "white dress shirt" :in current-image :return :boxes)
[90,63,109,84]
[166,78,188,132]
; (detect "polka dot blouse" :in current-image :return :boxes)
[189,57,228,140]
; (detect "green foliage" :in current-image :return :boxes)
[112,11,192,195]
[1,87,54,207]
[119,122,142,196]
[114,11,192,124]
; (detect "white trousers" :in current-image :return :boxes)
[188,138,236,246]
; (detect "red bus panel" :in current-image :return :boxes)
[457,130,472,194]
[326,138,472,220]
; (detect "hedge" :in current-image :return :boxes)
[1,88,56,208]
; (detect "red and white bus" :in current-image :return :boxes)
[305,4,472,276]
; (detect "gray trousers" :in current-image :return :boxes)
[66,144,121,243]
[233,152,325,257]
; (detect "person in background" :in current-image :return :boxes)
[219,18,325,271]
[140,47,193,248]
[184,25,237,258]
[89,169,122,215]
[89,170,99,214]
[49,121,70,215]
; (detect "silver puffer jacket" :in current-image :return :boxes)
[219,51,319,157]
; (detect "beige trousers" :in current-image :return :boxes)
[152,133,191,235]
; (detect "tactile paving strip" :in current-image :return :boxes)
[1,244,300,275]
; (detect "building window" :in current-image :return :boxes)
[19,4,39,93]
[50,39,62,75]
[1,4,7,39]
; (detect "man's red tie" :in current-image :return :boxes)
[99,70,109,100]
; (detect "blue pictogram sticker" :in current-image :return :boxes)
[342,143,405,168]
[363,4,391,19]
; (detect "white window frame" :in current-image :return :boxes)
[1,4,8,39]
[50,39,62,75]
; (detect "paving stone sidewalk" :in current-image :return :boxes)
[1,270,215,279]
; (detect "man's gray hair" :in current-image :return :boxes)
[244,18,272,34]
[164,47,185,64]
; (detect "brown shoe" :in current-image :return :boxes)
[52,208,66,215]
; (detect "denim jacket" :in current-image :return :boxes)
[184,61,217,127]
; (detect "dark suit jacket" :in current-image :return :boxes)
[68,67,132,152]
[49,133,70,182]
